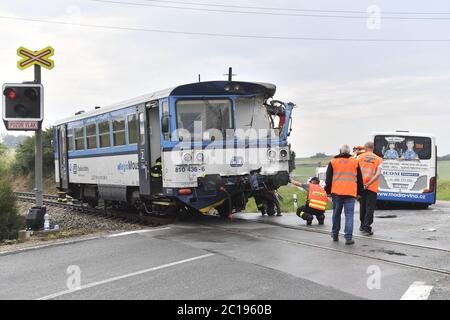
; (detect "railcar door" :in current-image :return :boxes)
[137,104,151,197]
[58,125,69,190]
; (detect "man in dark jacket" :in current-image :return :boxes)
[325,144,364,245]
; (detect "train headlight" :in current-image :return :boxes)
[183,153,192,162]
[196,153,204,162]
[267,149,277,160]
[280,149,288,158]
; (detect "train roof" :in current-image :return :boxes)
[54,81,276,125]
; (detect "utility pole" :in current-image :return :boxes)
[34,64,43,208]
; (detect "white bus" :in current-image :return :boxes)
[371,131,437,208]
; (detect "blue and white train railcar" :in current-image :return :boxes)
[53,81,295,216]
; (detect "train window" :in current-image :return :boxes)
[235,97,272,137]
[86,123,97,149]
[74,127,85,150]
[139,112,145,145]
[176,99,232,141]
[98,120,111,148]
[112,116,126,146]
[67,129,74,151]
[127,114,138,144]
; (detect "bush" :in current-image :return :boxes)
[13,127,54,176]
[0,179,24,241]
[0,142,7,175]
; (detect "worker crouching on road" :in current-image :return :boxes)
[357,142,382,236]
[290,177,328,226]
[325,144,364,245]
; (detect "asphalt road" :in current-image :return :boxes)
[0,202,449,300]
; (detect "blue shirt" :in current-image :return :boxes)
[403,150,418,160]
[384,149,399,159]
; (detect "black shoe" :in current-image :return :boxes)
[362,230,374,236]
[331,234,339,242]
[345,239,355,245]
[359,227,364,232]
[276,213,282,217]
[306,219,313,226]
[318,218,325,225]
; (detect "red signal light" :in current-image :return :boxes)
[5,88,17,100]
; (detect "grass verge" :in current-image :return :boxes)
[437,180,450,201]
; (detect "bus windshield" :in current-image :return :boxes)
[374,135,432,160]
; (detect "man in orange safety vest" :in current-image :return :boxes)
[357,142,383,236]
[290,176,329,226]
[325,144,364,245]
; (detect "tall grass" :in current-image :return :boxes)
[437,180,450,201]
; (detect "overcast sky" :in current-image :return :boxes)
[1,0,449,156]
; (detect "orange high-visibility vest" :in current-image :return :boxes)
[357,152,382,193]
[308,184,328,211]
[330,157,359,197]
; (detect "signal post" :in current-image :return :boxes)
[2,46,54,226]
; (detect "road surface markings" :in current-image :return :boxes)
[36,253,214,300]
[107,227,171,238]
[0,228,171,256]
[400,281,433,300]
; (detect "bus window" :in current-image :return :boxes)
[74,127,85,150]
[374,135,432,160]
[99,120,111,148]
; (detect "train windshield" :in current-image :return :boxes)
[235,97,271,130]
[374,135,432,160]
[176,99,233,141]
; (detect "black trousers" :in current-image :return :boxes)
[360,190,377,232]
[296,205,325,223]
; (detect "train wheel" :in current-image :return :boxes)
[87,200,98,208]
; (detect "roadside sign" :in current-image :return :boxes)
[6,121,39,131]
[17,46,55,70]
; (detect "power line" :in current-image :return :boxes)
[138,0,450,15]
[91,0,450,20]
[1,15,450,42]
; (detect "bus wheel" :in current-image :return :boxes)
[376,201,387,210]
[416,203,430,210]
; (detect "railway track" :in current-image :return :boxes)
[14,193,449,275]
[197,217,450,277]
[242,217,450,253]
[14,192,175,226]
